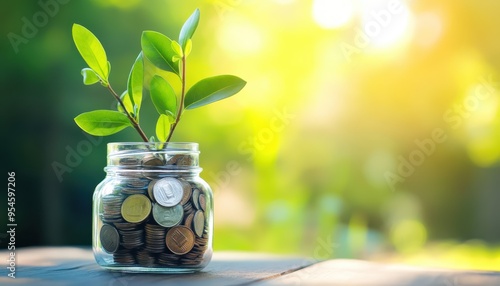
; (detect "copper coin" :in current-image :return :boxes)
[141,154,164,166]
[198,193,206,212]
[180,180,193,205]
[165,226,195,255]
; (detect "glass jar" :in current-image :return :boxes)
[92,142,213,273]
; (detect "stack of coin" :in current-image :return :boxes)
[136,249,157,266]
[101,194,124,223]
[144,224,166,253]
[113,249,136,265]
[158,252,180,266]
[119,229,144,249]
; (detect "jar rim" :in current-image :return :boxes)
[107,142,199,152]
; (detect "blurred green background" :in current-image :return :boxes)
[2,0,500,270]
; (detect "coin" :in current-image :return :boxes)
[141,154,164,166]
[121,194,152,223]
[166,226,195,255]
[192,188,201,210]
[101,194,124,223]
[179,180,193,205]
[118,157,140,166]
[193,210,205,237]
[153,178,183,207]
[147,180,157,202]
[136,249,157,266]
[183,212,194,229]
[166,154,182,165]
[176,155,194,166]
[198,193,206,212]
[145,224,167,253]
[120,178,149,189]
[152,203,184,227]
[119,229,144,249]
[158,252,180,266]
[113,249,136,265]
[100,224,120,253]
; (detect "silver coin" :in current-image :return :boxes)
[153,178,183,207]
[152,203,184,227]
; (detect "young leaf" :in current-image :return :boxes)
[81,68,100,85]
[150,75,178,116]
[171,41,183,58]
[127,52,144,111]
[141,31,180,75]
[184,75,246,109]
[156,114,174,142]
[179,9,200,50]
[117,91,135,118]
[74,110,131,136]
[72,24,109,83]
[184,39,193,58]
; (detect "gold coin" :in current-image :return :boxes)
[121,194,152,223]
[166,226,195,255]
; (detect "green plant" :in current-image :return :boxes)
[72,9,246,143]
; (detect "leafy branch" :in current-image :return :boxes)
[72,9,246,143]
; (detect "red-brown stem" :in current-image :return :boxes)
[166,55,186,142]
[106,84,149,142]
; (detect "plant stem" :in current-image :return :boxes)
[106,84,149,142]
[166,56,186,142]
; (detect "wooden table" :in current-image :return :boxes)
[1,247,499,285]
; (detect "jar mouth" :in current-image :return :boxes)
[108,142,199,152]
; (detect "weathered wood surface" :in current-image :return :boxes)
[0,247,312,286]
[1,247,499,286]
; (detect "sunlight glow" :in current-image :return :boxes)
[217,19,264,55]
[312,0,354,29]
[360,0,413,49]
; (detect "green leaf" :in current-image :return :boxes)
[72,24,109,83]
[184,75,246,109]
[171,41,183,58]
[127,52,144,112]
[81,68,100,85]
[184,39,193,58]
[179,8,200,50]
[117,91,136,118]
[141,31,180,75]
[150,75,178,116]
[74,110,131,136]
[156,114,174,142]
